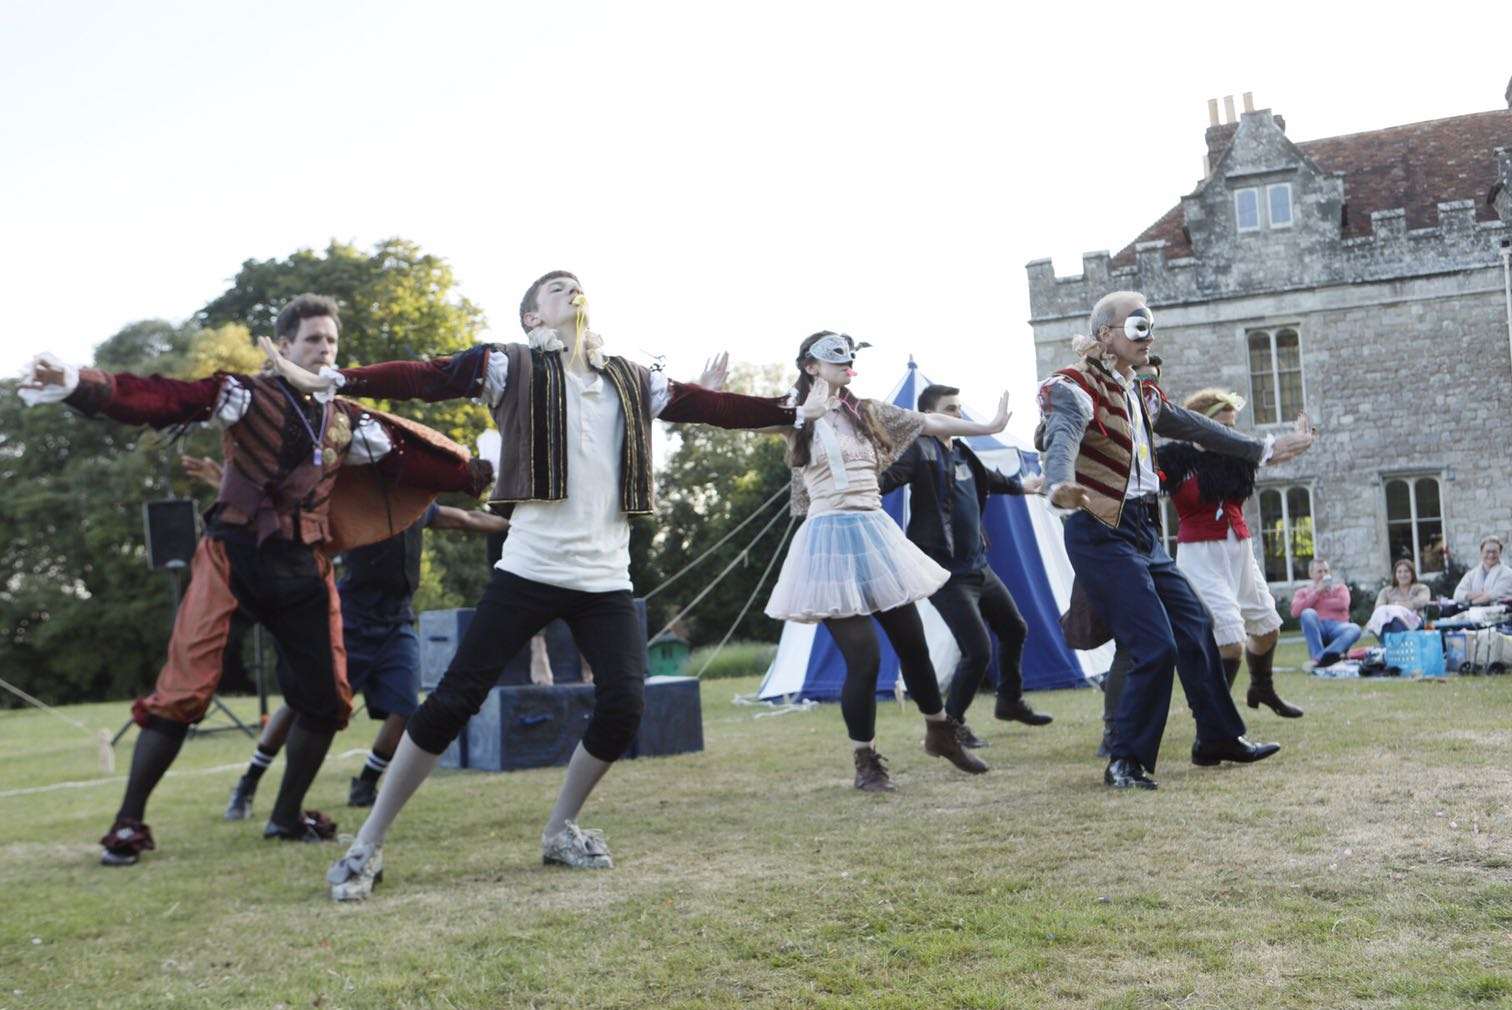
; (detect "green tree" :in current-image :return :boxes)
[0,238,501,706]
[645,364,795,646]
[0,377,182,706]
[199,238,491,446]
[199,238,498,620]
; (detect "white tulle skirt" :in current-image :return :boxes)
[764,509,950,623]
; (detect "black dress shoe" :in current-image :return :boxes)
[1104,758,1157,790]
[994,697,1053,726]
[1191,736,1281,766]
[1316,651,1341,668]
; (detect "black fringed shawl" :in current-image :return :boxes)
[1156,441,1257,504]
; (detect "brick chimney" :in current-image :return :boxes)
[1204,94,1285,174]
[1205,121,1238,174]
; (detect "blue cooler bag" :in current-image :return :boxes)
[1384,631,1446,677]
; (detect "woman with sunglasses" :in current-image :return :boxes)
[765,332,1010,792]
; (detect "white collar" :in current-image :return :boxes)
[526,326,607,370]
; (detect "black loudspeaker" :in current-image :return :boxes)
[143,499,199,570]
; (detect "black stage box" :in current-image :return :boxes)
[419,601,698,772]
[441,677,703,772]
[418,600,649,691]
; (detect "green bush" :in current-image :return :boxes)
[686,640,778,680]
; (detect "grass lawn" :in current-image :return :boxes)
[3,639,1511,1009]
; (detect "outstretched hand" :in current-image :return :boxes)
[19,357,68,391]
[989,391,1013,432]
[1049,482,1092,511]
[1021,474,1045,495]
[798,378,834,420]
[697,352,729,391]
[259,337,335,395]
[1267,410,1317,465]
[180,455,223,490]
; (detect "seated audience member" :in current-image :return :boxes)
[1367,559,1430,642]
[1289,559,1360,667]
[1453,536,1512,605]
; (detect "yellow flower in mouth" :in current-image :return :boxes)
[570,294,587,307]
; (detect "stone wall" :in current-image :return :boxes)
[1028,269,1512,588]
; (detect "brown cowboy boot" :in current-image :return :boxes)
[923,718,989,774]
[1246,644,1303,718]
[852,747,896,792]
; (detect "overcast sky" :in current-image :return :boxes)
[3,1,1506,440]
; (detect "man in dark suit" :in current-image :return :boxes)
[880,383,1051,750]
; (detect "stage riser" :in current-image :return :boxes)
[419,600,649,691]
[439,678,703,772]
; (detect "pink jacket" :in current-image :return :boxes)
[1291,582,1352,622]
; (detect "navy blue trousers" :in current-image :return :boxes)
[1064,500,1245,771]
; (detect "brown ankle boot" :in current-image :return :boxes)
[1245,644,1303,718]
[923,718,989,774]
[852,748,896,792]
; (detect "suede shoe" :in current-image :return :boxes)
[923,718,989,774]
[853,747,896,792]
[1191,736,1281,766]
[951,717,989,750]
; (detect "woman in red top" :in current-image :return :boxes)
[1162,389,1306,718]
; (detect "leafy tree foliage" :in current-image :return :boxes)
[1,239,499,707]
[642,364,795,647]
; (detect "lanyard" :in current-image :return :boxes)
[277,383,332,468]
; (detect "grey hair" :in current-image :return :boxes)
[1087,290,1146,340]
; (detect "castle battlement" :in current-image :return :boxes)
[1029,199,1506,322]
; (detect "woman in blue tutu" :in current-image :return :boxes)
[765,332,1011,791]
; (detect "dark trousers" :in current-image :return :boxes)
[406,569,646,762]
[824,605,944,742]
[928,567,1028,721]
[1064,502,1245,771]
[138,536,350,734]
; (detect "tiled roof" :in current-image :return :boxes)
[1111,109,1512,266]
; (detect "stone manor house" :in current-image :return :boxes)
[1027,85,1512,592]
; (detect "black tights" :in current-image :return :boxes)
[825,604,944,742]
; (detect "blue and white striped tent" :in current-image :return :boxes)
[757,361,1113,702]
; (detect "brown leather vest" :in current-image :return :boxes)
[213,376,354,544]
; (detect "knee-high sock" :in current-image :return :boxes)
[268,719,335,829]
[543,743,612,840]
[117,717,189,822]
[1221,656,1242,690]
[355,732,440,847]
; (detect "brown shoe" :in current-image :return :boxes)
[923,718,989,774]
[952,717,989,750]
[852,747,896,792]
